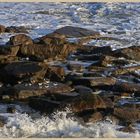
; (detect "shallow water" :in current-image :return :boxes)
[0,2,140,138]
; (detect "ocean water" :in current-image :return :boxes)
[0,2,139,138]
[0,2,140,48]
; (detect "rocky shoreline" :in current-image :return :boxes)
[0,25,139,134]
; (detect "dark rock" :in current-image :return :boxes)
[69,94,107,113]
[5,26,28,33]
[83,72,103,77]
[113,82,140,95]
[114,107,140,123]
[96,55,129,67]
[73,54,100,61]
[53,26,100,38]
[0,118,5,127]
[46,65,65,82]
[9,33,81,60]
[46,92,79,102]
[7,84,49,100]
[74,85,93,95]
[87,112,103,123]
[0,62,47,84]
[37,33,66,45]
[18,41,79,61]
[8,34,33,46]
[118,125,136,133]
[0,25,6,33]
[0,45,20,56]
[88,66,108,73]
[70,76,116,88]
[67,63,85,72]
[47,83,73,94]
[104,115,120,125]
[113,46,140,61]
[0,55,18,68]
[111,65,140,76]
[7,106,16,113]
[77,45,112,55]
[0,83,73,101]
[29,97,61,113]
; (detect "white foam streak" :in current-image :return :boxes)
[0,110,139,138]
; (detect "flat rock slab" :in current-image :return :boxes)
[69,76,116,87]
[46,83,73,94]
[68,94,108,113]
[0,82,73,101]
[0,61,47,84]
[29,97,60,113]
[0,84,48,100]
[54,26,100,38]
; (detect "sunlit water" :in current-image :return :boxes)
[0,2,140,137]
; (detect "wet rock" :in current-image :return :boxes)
[5,26,28,33]
[87,112,103,123]
[122,103,140,110]
[0,82,73,101]
[83,72,103,77]
[111,65,140,76]
[6,45,20,56]
[53,26,100,38]
[8,34,33,46]
[7,106,16,113]
[74,85,93,95]
[0,62,47,84]
[116,75,140,83]
[97,55,129,67]
[101,96,114,109]
[0,25,6,33]
[69,94,107,113]
[114,107,140,123]
[0,55,18,68]
[18,41,79,61]
[9,83,49,100]
[47,83,73,94]
[0,118,5,127]
[118,125,136,133]
[73,54,100,61]
[37,33,66,45]
[29,97,61,113]
[67,63,85,72]
[70,76,116,88]
[47,92,79,102]
[0,45,20,56]
[88,66,108,73]
[113,46,140,61]
[46,65,65,81]
[77,45,112,55]
[104,115,120,125]
[10,33,81,60]
[113,82,140,95]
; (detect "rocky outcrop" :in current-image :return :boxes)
[0,62,47,84]
[113,46,140,61]
[53,26,100,38]
[5,26,28,33]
